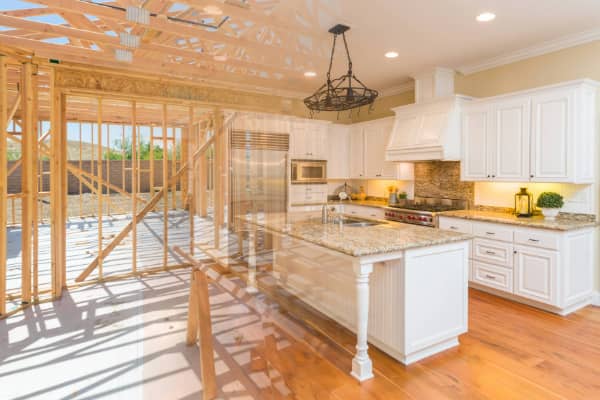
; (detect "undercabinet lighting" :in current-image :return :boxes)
[304,71,317,77]
[476,12,496,22]
[115,49,133,63]
[385,51,399,59]
[126,6,150,25]
[119,32,140,49]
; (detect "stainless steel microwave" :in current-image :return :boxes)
[291,159,327,184]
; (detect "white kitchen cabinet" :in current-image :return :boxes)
[462,96,530,181]
[349,125,365,178]
[491,97,531,181]
[289,184,327,208]
[461,104,489,180]
[461,80,598,183]
[514,245,557,305]
[530,87,573,182]
[364,118,398,178]
[290,120,329,160]
[348,118,413,180]
[438,216,595,315]
[326,124,350,179]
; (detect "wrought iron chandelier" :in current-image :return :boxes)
[304,24,378,114]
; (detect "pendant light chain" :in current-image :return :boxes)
[304,24,378,113]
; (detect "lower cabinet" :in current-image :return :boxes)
[438,216,594,315]
[514,245,557,305]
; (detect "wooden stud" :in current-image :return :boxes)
[0,56,8,315]
[32,66,39,299]
[213,108,224,249]
[20,62,35,304]
[186,268,218,400]
[97,97,103,279]
[132,101,137,274]
[187,106,194,255]
[78,121,82,217]
[163,104,169,268]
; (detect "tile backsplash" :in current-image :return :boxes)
[414,161,474,203]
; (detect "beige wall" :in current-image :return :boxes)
[455,41,600,97]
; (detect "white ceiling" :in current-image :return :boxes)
[304,0,600,94]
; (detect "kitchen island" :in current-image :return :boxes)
[242,212,471,381]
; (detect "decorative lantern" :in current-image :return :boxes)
[514,187,533,217]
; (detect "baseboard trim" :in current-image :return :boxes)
[592,291,600,307]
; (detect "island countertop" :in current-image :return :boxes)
[242,212,471,257]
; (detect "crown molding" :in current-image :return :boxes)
[379,81,415,96]
[457,27,600,76]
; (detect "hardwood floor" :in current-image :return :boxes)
[2,257,599,399]
[215,260,600,400]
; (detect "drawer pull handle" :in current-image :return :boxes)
[528,238,540,242]
[485,232,495,235]
[485,250,496,255]
[485,274,496,280]
[450,226,458,230]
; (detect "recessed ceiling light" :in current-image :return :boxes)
[385,51,399,59]
[304,71,317,78]
[476,12,496,22]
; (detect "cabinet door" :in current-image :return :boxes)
[290,121,309,158]
[326,124,350,179]
[349,127,365,178]
[514,245,558,305]
[461,105,489,181]
[307,122,328,160]
[530,88,574,182]
[364,119,397,178]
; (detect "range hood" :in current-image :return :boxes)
[386,68,471,162]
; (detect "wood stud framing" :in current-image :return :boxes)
[0,56,7,315]
[1,55,229,316]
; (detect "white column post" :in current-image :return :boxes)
[351,262,374,381]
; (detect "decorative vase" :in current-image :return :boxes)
[540,208,560,220]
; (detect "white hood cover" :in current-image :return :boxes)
[385,68,471,162]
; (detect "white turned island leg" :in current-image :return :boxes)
[351,262,374,382]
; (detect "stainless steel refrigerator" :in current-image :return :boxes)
[229,130,289,231]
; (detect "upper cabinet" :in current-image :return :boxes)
[327,124,351,179]
[351,118,413,180]
[290,120,329,160]
[364,118,399,178]
[461,80,598,183]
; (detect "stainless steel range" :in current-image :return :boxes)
[384,197,468,227]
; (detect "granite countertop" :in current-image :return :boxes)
[327,199,390,208]
[242,212,471,257]
[440,210,597,231]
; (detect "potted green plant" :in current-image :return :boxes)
[536,192,564,220]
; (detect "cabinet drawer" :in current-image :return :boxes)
[438,217,473,234]
[472,261,513,293]
[472,221,513,242]
[514,228,560,250]
[362,207,385,220]
[472,238,513,267]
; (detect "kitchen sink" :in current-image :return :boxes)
[333,217,386,227]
